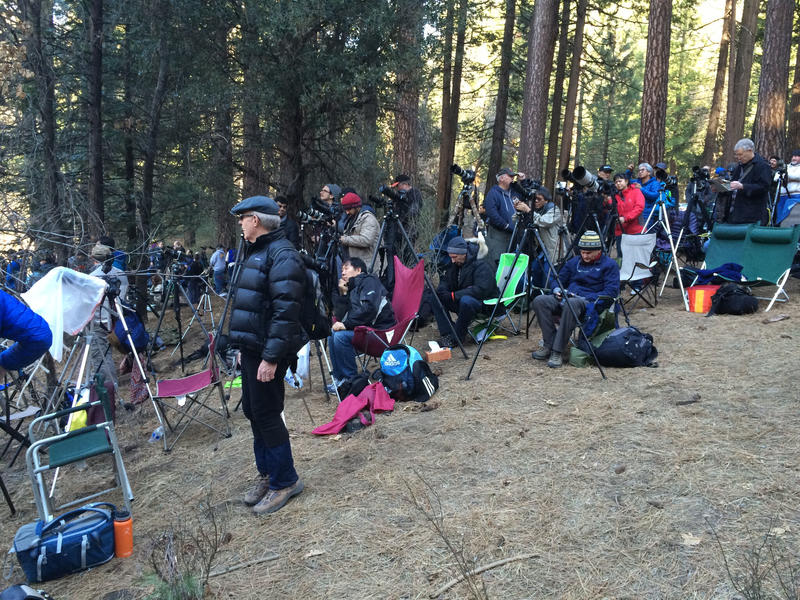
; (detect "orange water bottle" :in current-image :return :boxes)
[114,510,133,558]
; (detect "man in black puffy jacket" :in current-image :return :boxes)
[228,196,306,516]
[329,257,395,386]
[433,236,499,346]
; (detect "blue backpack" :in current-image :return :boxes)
[113,302,149,353]
[379,345,438,402]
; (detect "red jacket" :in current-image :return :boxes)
[612,187,645,236]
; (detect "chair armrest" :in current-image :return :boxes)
[28,399,102,441]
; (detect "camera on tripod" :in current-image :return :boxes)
[510,177,544,201]
[450,164,476,185]
[690,165,710,182]
[372,184,406,212]
[298,196,340,224]
[561,166,614,196]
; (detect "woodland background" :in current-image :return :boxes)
[1,0,799,258]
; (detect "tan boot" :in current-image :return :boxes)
[243,476,270,506]
[252,479,304,515]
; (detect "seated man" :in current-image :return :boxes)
[329,257,395,387]
[0,290,52,378]
[531,230,620,368]
[432,236,499,347]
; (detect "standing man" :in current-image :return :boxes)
[483,167,526,264]
[276,196,301,249]
[228,196,306,515]
[209,244,227,295]
[632,163,661,226]
[339,192,380,265]
[391,173,423,248]
[728,138,771,225]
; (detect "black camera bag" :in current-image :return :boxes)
[707,283,759,316]
[578,326,658,368]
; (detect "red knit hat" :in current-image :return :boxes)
[341,192,362,208]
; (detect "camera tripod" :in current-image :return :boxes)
[565,192,616,257]
[170,276,216,358]
[769,170,786,226]
[466,220,607,380]
[369,207,468,360]
[642,188,690,310]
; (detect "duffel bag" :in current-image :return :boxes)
[578,326,658,368]
[13,502,116,583]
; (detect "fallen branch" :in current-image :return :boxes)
[430,552,539,598]
[208,553,280,578]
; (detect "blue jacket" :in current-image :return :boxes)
[0,291,52,371]
[483,185,520,232]
[5,260,20,290]
[557,254,620,302]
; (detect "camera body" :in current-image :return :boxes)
[450,163,476,185]
[510,177,543,201]
[298,196,341,224]
[690,165,710,182]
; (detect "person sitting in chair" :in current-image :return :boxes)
[329,257,395,389]
[432,236,499,348]
[531,230,620,368]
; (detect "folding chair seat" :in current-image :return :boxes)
[737,225,800,311]
[619,233,659,311]
[471,253,529,341]
[680,223,752,285]
[153,333,231,451]
[26,375,133,522]
[352,257,424,367]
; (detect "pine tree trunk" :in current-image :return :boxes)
[788,44,800,152]
[435,0,456,223]
[638,0,672,164]
[519,0,559,178]
[123,24,136,246]
[559,0,586,175]
[724,0,759,161]
[701,0,735,166]
[393,1,422,185]
[753,0,794,158]
[87,0,104,236]
[544,0,570,191]
[241,8,264,199]
[485,0,516,199]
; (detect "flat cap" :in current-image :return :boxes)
[230,195,279,216]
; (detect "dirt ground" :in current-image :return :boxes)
[2,276,799,600]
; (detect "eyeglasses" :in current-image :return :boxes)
[321,188,330,194]
[237,213,256,221]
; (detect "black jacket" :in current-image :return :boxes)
[437,242,499,301]
[228,230,307,362]
[730,153,771,224]
[342,272,395,330]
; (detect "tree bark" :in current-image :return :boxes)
[701,0,735,166]
[435,0,457,224]
[788,40,800,153]
[392,0,423,184]
[724,0,759,161]
[123,24,136,245]
[518,0,559,178]
[241,4,265,199]
[87,0,104,236]
[753,0,794,158]
[485,0,517,198]
[637,0,672,165]
[559,0,586,176]
[544,0,570,191]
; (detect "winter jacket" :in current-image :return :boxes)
[635,177,663,224]
[228,230,307,362]
[0,291,52,371]
[611,187,645,235]
[340,208,380,264]
[557,253,620,302]
[781,162,800,196]
[438,242,499,301]
[209,249,226,272]
[729,154,771,224]
[341,272,395,330]
[483,184,520,232]
[530,201,567,262]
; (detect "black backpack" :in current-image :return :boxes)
[707,283,759,316]
[269,247,332,340]
[578,326,659,368]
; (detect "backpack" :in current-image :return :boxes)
[113,302,149,353]
[268,246,331,340]
[379,345,439,402]
[707,283,759,316]
[577,326,658,368]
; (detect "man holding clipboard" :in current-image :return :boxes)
[725,138,772,224]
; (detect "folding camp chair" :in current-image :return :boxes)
[737,225,800,311]
[680,223,752,286]
[26,375,133,522]
[351,256,424,368]
[153,333,231,451]
[471,253,529,340]
[619,233,659,311]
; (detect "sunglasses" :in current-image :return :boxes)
[237,213,256,221]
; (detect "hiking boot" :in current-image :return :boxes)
[243,476,270,506]
[252,479,304,515]
[531,347,551,361]
[437,335,455,348]
[547,351,563,369]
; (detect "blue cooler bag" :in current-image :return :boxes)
[13,502,116,583]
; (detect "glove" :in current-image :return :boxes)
[552,287,562,297]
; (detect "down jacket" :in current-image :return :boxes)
[340,208,380,264]
[0,291,52,371]
[341,272,395,330]
[228,230,307,362]
[611,187,645,236]
[437,241,499,301]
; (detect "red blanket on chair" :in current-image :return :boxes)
[312,382,394,435]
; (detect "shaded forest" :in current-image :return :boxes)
[1,0,799,254]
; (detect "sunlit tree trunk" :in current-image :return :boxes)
[519,0,559,178]
[753,0,793,158]
[638,0,672,164]
[544,0,570,191]
[701,0,735,166]
[724,0,759,161]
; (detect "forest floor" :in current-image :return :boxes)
[1,275,799,600]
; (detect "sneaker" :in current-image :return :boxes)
[325,382,337,394]
[243,476,270,506]
[252,479,304,515]
[547,351,563,369]
[437,335,455,348]
[531,347,551,361]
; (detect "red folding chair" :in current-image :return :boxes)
[153,334,231,451]
[351,257,424,367]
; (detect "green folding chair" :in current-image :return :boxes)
[681,223,752,284]
[738,225,800,311]
[26,375,133,522]
[471,253,529,341]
